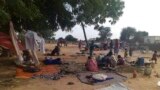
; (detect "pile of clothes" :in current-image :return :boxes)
[43,57,62,65]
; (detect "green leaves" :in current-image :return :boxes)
[120,27,136,42]
[68,0,124,27]
[65,35,77,42]
[0,0,125,39]
[120,27,149,44]
[0,9,10,24]
[7,0,41,20]
[98,26,112,41]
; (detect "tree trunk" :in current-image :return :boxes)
[81,22,88,47]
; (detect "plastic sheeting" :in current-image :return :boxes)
[96,83,129,90]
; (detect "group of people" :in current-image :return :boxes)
[85,49,125,72]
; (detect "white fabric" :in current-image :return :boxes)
[92,73,108,81]
[39,37,45,54]
[25,30,45,65]
[9,21,23,65]
[96,83,129,90]
[25,30,42,50]
[30,50,40,65]
[157,81,160,86]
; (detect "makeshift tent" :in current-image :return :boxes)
[0,21,45,66]
[0,32,24,50]
[24,30,46,65]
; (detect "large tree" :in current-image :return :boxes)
[0,0,125,40]
[0,0,75,38]
[134,31,148,44]
[98,26,112,41]
[65,35,77,42]
[120,27,136,42]
[67,0,125,46]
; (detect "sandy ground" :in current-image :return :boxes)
[0,43,160,90]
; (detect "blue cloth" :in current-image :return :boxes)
[94,77,114,83]
[43,58,62,65]
[135,57,144,66]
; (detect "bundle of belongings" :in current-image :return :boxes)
[77,72,127,85]
[130,57,144,66]
[23,65,40,73]
[43,57,62,65]
[91,73,113,83]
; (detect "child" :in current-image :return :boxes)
[51,46,60,56]
[124,49,128,58]
[117,55,125,65]
[85,56,98,72]
[152,51,158,64]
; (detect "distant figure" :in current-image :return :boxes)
[124,49,128,58]
[114,39,120,56]
[110,40,113,50]
[129,47,133,57]
[51,46,60,56]
[78,40,82,49]
[107,49,113,56]
[57,38,67,47]
[117,55,125,65]
[85,56,98,72]
[89,41,95,57]
[103,42,108,50]
[105,50,116,68]
[152,51,158,64]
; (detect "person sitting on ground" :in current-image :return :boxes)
[117,55,125,65]
[107,49,113,56]
[22,50,40,72]
[110,54,117,68]
[22,50,34,65]
[85,56,98,72]
[105,50,116,68]
[151,51,158,64]
[51,46,60,56]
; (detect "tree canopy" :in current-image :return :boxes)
[98,26,112,41]
[0,0,125,39]
[120,27,136,42]
[120,27,149,44]
[65,35,77,42]
[134,31,148,44]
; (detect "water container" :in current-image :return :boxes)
[144,65,152,76]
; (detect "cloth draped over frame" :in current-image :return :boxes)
[25,30,46,65]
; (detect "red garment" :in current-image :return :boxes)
[0,32,24,50]
[115,39,119,48]
[117,57,125,65]
[86,59,98,72]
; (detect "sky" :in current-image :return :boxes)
[55,0,160,40]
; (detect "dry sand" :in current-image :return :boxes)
[0,43,160,90]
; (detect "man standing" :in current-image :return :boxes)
[89,41,95,57]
